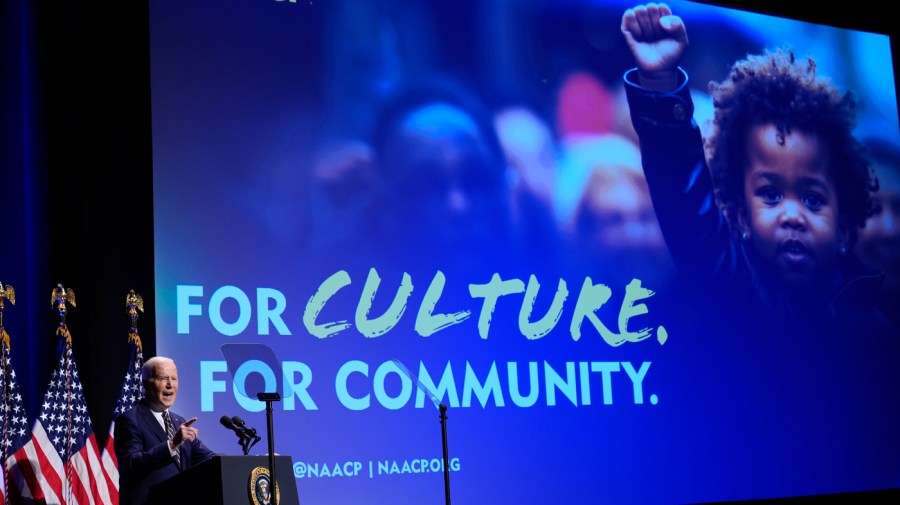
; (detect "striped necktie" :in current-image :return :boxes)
[163,410,182,469]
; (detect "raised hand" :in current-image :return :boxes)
[621,3,688,90]
[174,416,199,446]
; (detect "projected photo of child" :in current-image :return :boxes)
[618,9,900,490]
[620,3,898,342]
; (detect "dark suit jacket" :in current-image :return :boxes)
[114,398,216,505]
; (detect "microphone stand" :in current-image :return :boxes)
[239,427,262,456]
[440,404,451,505]
[257,392,282,503]
[390,359,452,505]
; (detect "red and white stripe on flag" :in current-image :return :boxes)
[14,341,112,504]
[100,423,119,504]
[1,340,36,503]
[99,339,144,504]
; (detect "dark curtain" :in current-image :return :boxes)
[1,0,155,445]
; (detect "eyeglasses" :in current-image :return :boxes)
[152,375,178,384]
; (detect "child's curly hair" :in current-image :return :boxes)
[706,47,877,248]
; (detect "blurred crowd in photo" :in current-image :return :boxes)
[257,0,898,303]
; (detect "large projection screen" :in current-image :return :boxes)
[151,1,900,503]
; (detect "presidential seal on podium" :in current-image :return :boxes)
[249,466,280,505]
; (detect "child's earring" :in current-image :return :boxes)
[741,230,750,241]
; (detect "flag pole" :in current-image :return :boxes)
[51,283,77,503]
[103,289,147,505]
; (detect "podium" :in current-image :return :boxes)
[148,455,300,505]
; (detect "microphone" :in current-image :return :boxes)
[220,415,244,437]
[231,416,260,440]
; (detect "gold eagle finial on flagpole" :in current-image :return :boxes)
[125,289,144,351]
[0,282,14,309]
[52,283,75,345]
[0,282,14,349]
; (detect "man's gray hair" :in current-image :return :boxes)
[142,356,176,382]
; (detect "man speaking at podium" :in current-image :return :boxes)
[115,356,217,505]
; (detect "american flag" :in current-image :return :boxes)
[1,340,33,504]
[99,338,144,504]
[15,338,112,504]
